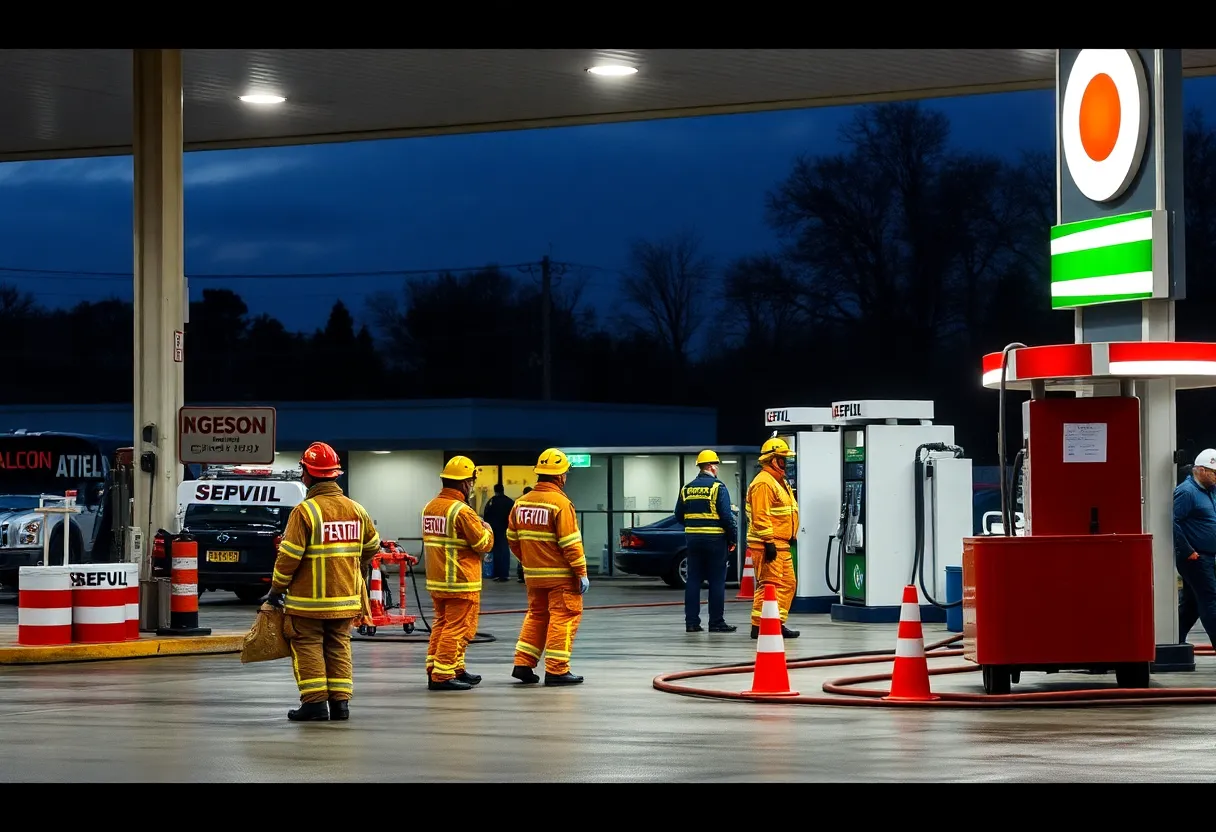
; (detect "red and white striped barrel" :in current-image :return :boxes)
[123,564,140,639]
[71,564,134,643]
[17,566,73,646]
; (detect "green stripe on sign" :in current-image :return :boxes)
[1051,292,1152,309]
[1051,240,1152,282]
[1050,210,1154,239]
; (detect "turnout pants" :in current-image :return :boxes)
[749,546,796,626]
[685,535,729,628]
[514,584,583,675]
[284,615,355,704]
[427,592,480,682]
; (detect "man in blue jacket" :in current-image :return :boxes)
[675,450,738,634]
[1174,449,1216,647]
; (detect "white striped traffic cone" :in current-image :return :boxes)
[368,563,386,622]
[735,551,755,600]
[745,582,799,697]
[883,585,939,701]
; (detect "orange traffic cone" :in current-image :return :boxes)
[746,582,799,697]
[367,562,386,622]
[883,585,939,702]
[735,551,756,600]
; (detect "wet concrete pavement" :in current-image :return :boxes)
[1,575,1216,782]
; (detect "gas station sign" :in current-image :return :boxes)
[178,406,276,465]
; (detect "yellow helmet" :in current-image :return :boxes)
[534,447,570,476]
[759,437,795,463]
[440,455,477,481]
[695,449,721,466]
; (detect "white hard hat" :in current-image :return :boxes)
[1195,449,1216,470]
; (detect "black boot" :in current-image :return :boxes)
[428,677,473,691]
[750,624,759,639]
[328,700,350,721]
[455,670,482,686]
[782,625,801,639]
[512,665,540,684]
[545,671,584,685]
[686,624,704,633]
[287,702,330,722]
[709,622,737,633]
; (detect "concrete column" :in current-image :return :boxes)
[131,49,186,555]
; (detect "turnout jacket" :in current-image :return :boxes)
[506,481,587,590]
[422,487,494,596]
[272,481,382,618]
[745,463,800,551]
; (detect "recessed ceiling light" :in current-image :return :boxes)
[371,450,392,454]
[587,65,637,77]
[239,94,286,105]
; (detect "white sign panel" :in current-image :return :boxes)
[1063,422,1107,464]
[173,330,184,363]
[764,407,834,427]
[830,399,935,423]
[178,406,276,465]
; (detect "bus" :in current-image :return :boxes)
[0,431,128,587]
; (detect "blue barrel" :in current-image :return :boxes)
[945,566,963,633]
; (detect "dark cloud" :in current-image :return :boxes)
[5,79,1213,331]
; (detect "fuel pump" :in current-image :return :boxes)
[828,400,973,624]
[760,407,840,613]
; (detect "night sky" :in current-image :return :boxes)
[3,76,1216,334]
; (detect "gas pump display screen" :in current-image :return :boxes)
[844,430,865,463]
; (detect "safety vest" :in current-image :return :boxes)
[678,474,727,536]
[421,488,493,595]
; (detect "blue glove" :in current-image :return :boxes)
[579,576,590,595]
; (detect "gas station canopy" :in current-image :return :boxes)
[5,48,1216,162]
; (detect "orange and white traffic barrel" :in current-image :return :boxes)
[156,536,211,636]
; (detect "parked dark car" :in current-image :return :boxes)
[613,516,739,589]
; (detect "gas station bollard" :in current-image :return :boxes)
[155,534,212,637]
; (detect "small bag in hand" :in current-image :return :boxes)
[240,603,292,663]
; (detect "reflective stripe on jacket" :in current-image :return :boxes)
[675,472,737,538]
[271,481,382,619]
[745,463,799,550]
[506,481,587,589]
[422,487,494,596]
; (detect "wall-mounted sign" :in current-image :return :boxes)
[567,453,592,468]
[178,406,276,465]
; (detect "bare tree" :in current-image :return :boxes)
[720,254,807,350]
[619,230,711,363]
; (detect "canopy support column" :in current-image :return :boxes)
[131,48,186,568]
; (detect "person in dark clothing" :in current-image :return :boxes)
[1175,449,1216,646]
[674,450,738,633]
[483,484,515,582]
[517,486,533,582]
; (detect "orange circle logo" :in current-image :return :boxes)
[1061,50,1149,203]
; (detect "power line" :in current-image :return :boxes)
[0,261,563,281]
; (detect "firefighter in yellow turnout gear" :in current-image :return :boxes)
[747,436,801,640]
[266,442,382,722]
[508,448,589,685]
[422,455,495,692]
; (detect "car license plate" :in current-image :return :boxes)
[206,550,240,563]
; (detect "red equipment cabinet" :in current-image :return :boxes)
[963,394,1154,694]
[961,534,1155,691]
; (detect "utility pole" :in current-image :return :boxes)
[541,254,552,400]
